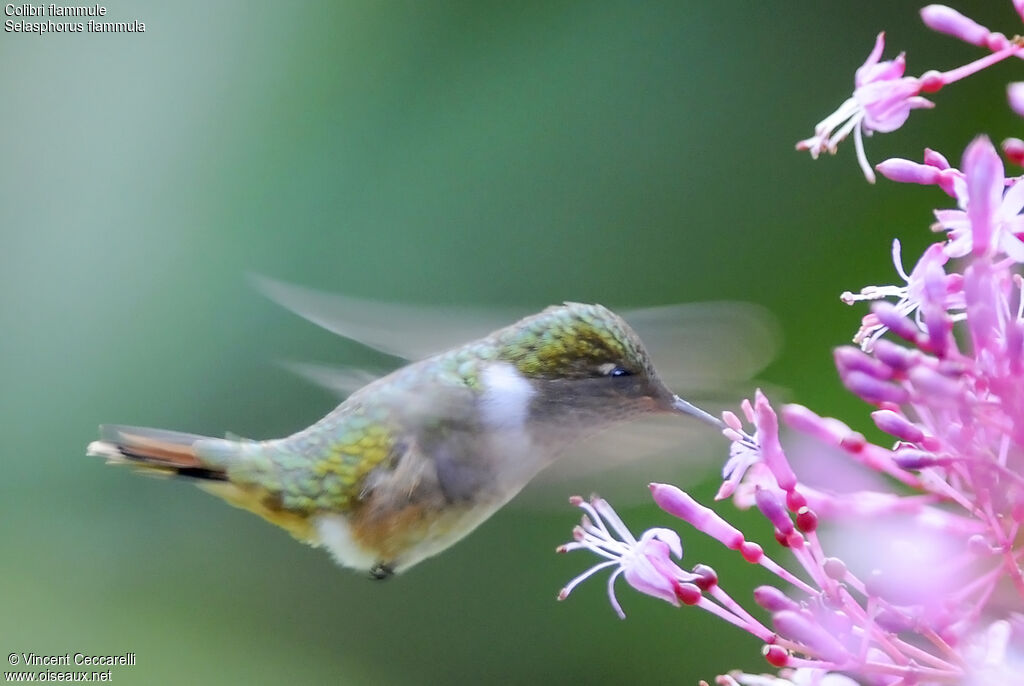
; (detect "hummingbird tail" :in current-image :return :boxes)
[86,424,228,481]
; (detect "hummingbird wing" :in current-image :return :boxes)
[623,303,780,392]
[254,275,519,360]
[258,275,779,390]
[277,360,384,398]
[511,395,766,509]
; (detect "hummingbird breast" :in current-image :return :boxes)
[255,358,549,574]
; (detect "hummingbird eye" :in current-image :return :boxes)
[597,362,633,378]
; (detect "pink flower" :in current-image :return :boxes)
[557,496,692,618]
[938,136,1024,261]
[561,5,1024,684]
[717,398,766,500]
[798,18,1023,183]
[797,33,933,183]
[841,239,961,350]
[877,139,1024,262]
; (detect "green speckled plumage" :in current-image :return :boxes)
[495,303,655,380]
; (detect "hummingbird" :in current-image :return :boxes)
[88,285,766,579]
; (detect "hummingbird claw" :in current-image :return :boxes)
[369,562,395,580]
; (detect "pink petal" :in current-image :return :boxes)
[1002,177,1024,217]
[963,136,1004,257]
[858,80,925,133]
[1000,233,1024,263]
[924,148,951,169]
[859,52,907,86]
[754,391,797,492]
[855,32,887,87]
[647,527,683,559]
[621,541,680,606]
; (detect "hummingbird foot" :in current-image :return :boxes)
[369,562,395,580]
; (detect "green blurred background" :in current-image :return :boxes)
[1,1,1020,683]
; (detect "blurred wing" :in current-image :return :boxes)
[622,303,780,393]
[278,360,383,398]
[254,275,517,360]
[515,414,723,508]
[255,277,780,382]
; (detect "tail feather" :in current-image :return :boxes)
[87,424,228,481]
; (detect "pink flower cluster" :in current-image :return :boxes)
[796,6,1024,183]
[559,4,1024,684]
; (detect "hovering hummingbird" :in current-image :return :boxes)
[88,282,771,579]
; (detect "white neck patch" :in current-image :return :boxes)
[479,362,535,431]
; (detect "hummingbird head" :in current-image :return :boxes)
[494,302,679,422]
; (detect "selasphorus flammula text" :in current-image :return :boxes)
[88,288,759,579]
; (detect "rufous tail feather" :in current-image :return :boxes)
[86,424,227,481]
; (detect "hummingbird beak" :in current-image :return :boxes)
[668,394,725,431]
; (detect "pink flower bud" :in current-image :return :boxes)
[920,5,991,46]
[892,448,946,469]
[782,404,853,447]
[834,346,893,380]
[786,490,807,512]
[740,541,764,563]
[650,483,745,549]
[1009,83,1024,118]
[773,611,850,663]
[872,409,926,442]
[795,507,818,533]
[876,157,941,185]
[823,558,848,581]
[841,370,910,405]
[722,411,743,431]
[692,564,718,591]
[872,339,916,371]
[876,609,915,633]
[908,366,962,403]
[674,583,702,606]
[754,586,800,612]
[873,302,923,342]
[755,487,793,535]
[1005,137,1024,167]
[762,644,789,668]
